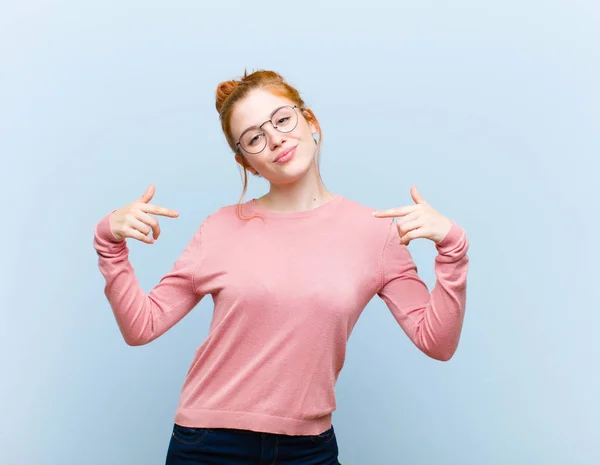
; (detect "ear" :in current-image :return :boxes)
[302,108,320,135]
[235,153,259,176]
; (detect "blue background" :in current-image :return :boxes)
[1,1,598,464]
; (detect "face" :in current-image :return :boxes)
[229,89,319,184]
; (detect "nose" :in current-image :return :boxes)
[262,123,286,150]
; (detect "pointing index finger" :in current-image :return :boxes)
[372,205,417,218]
[143,203,180,218]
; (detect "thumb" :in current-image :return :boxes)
[139,184,155,203]
[410,185,427,205]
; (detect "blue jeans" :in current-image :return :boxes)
[165,423,342,465]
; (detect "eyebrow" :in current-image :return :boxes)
[239,105,286,137]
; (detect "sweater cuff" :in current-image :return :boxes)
[435,220,466,254]
[95,209,125,244]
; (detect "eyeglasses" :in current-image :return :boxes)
[236,105,300,154]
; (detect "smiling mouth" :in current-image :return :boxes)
[273,146,297,163]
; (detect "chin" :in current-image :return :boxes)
[268,149,315,182]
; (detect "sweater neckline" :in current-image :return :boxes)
[246,194,344,219]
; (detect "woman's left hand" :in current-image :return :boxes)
[372,186,454,246]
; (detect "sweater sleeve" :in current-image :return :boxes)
[93,210,207,346]
[376,218,470,361]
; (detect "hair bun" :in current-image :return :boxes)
[215,80,240,114]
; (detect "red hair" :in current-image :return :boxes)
[215,69,324,220]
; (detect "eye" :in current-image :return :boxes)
[276,116,291,126]
[249,133,264,145]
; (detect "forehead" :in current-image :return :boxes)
[230,89,296,136]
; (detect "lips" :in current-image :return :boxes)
[273,146,297,163]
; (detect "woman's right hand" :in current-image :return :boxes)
[109,184,180,244]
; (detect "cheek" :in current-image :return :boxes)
[238,154,263,174]
[292,125,313,144]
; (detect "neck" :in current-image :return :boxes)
[256,161,334,213]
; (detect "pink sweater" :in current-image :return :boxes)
[93,194,469,436]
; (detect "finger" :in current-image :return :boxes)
[397,218,422,238]
[400,227,423,245]
[140,203,180,218]
[136,210,161,240]
[372,205,419,218]
[139,184,155,203]
[410,185,428,205]
[129,217,153,238]
[396,211,420,226]
[126,227,155,244]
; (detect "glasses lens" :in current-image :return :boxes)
[239,107,298,154]
[240,130,267,154]
[271,106,297,133]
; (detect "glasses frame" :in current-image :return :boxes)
[236,105,301,155]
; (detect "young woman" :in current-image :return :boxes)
[93,70,470,465]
